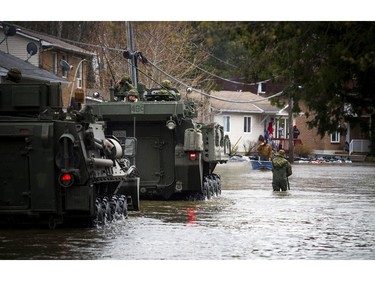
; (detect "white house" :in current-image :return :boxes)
[197,91,289,154]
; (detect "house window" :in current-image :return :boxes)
[258,82,266,94]
[244,116,252,133]
[276,117,288,138]
[223,116,231,133]
[331,131,340,143]
[62,54,68,78]
[77,62,83,88]
[51,53,58,74]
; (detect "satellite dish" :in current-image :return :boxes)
[2,23,16,36]
[25,42,38,62]
[26,42,38,56]
[60,59,73,72]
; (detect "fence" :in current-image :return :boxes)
[349,139,370,155]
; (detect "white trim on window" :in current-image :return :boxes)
[244,116,252,133]
[331,131,340,143]
[223,115,231,133]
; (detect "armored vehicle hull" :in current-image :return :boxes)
[0,83,140,228]
[91,95,230,200]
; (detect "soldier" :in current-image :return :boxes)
[115,74,139,101]
[115,74,134,93]
[160,79,180,100]
[271,150,292,191]
[127,89,139,102]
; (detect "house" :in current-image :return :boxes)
[295,103,371,158]
[0,22,94,108]
[214,77,371,158]
[190,90,289,154]
[0,50,67,84]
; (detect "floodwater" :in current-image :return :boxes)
[1,162,375,262]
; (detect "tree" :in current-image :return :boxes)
[196,22,375,154]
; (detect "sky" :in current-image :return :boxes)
[3,0,375,21]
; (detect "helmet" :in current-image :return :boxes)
[278,149,285,157]
[7,67,22,82]
[128,88,139,97]
[161,79,172,88]
[121,74,132,84]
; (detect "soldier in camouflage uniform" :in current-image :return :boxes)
[271,150,292,191]
[127,88,139,102]
[159,79,180,100]
[115,74,139,102]
[115,74,134,93]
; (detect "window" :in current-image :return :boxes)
[244,116,252,133]
[276,117,288,138]
[258,82,266,94]
[51,53,58,74]
[62,54,68,78]
[223,116,230,133]
[77,63,83,88]
[331,131,340,143]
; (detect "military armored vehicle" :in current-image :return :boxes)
[90,79,231,200]
[0,82,140,228]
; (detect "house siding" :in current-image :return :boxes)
[0,34,39,66]
[214,112,265,153]
[1,26,90,109]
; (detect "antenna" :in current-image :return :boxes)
[25,42,38,62]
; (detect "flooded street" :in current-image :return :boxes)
[1,161,375,261]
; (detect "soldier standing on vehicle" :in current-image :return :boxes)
[271,149,292,191]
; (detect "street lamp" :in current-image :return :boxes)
[68,59,87,108]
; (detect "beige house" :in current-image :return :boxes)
[0,23,93,108]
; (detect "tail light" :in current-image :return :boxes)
[59,172,74,187]
[188,152,198,161]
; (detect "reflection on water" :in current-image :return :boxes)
[1,162,375,260]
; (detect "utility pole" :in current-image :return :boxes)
[126,21,138,88]
[288,94,294,163]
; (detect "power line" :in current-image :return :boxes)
[148,59,284,104]
[135,27,273,86]
[45,34,284,104]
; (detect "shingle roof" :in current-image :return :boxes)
[0,50,68,83]
[189,90,287,115]
[10,24,94,56]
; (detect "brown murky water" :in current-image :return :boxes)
[1,161,375,261]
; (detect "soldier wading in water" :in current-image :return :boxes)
[271,149,292,191]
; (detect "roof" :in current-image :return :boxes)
[0,50,68,83]
[1,24,94,57]
[190,90,287,115]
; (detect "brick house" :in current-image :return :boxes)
[295,103,371,157]
[0,23,94,108]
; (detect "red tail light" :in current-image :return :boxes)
[59,173,74,187]
[188,152,198,161]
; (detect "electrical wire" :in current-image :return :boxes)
[20,28,284,104]
[148,59,284,103]
[135,27,274,86]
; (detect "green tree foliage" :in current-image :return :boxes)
[197,22,375,152]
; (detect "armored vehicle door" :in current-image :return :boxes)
[0,122,57,211]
